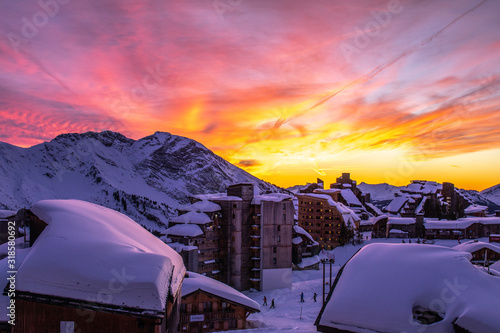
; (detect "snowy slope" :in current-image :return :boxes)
[357,182,405,201]
[480,183,500,205]
[0,131,281,231]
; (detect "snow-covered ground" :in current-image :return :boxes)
[230,237,490,333]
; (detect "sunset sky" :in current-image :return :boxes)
[1,0,499,190]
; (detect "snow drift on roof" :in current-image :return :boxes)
[17,199,185,313]
[293,225,317,244]
[180,200,221,213]
[385,196,409,214]
[252,193,292,205]
[170,211,212,224]
[453,240,500,254]
[464,205,488,214]
[317,243,500,333]
[182,271,260,312]
[194,193,243,201]
[387,217,416,225]
[340,189,363,207]
[0,210,15,219]
[165,223,203,237]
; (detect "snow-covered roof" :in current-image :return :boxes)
[385,196,409,213]
[170,211,212,224]
[182,271,260,312]
[252,193,292,205]
[165,223,203,237]
[180,200,221,213]
[194,193,243,201]
[297,255,320,269]
[464,204,488,214]
[293,225,318,245]
[424,219,476,230]
[453,240,500,255]
[387,217,416,225]
[340,189,363,207]
[0,210,15,219]
[415,196,427,214]
[389,229,407,234]
[317,243,500,332]
[313,188,340,194]
[365,202,383,216]
[167,242,198,253]
[17,200,185,314]
[292,236,303,245]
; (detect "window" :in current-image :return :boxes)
[203,302,212,312]
[273,247,277,253]
[277,236,281,242]
[278,225,281,231]
[233,204,237,208]
[60,322,74,333]
[273,258,277,264]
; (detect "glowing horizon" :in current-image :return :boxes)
[1,0,500,191]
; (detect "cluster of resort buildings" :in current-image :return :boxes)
[1,172,499,332]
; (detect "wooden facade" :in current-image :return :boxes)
[14,288,181,333]
[179,290,256,332]
[468,248,500,265]
[297,196,344,250]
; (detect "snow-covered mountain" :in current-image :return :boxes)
[0,131,281,231]
[357,182,405,202]
[481,183,500,206]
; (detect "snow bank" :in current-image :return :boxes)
[317,243,500,333]
[17,199,185,313]
[183,271,260,312]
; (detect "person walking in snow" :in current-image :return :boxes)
[270,298,275,309]
[313,292,318,302]
[263,296,267,305]
[300,292,304,302]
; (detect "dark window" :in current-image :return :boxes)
[203,302,212,312]
[273,258,277,264]
[278,225,281,231]
[278,236,281,242]
[273,247,277,253]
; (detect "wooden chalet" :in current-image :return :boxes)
[7,200,186,333]
[179,272,260,332]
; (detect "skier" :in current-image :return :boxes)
[270,298,275,309]
[300,292,305,302]
[313,292,318,302]
[263,296,267,306]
